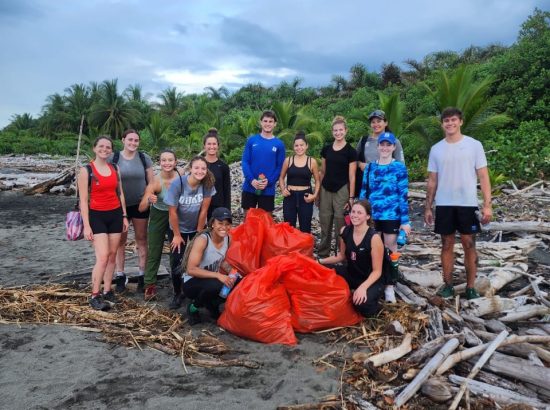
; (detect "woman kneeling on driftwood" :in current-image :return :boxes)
[78,136,129,311]
[318,200,385,316]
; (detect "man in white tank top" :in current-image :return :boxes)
[424,107,492,300]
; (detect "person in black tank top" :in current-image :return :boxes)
[278,132,320,233]
[318,200,385,316]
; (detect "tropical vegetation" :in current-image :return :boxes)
[1,9,548,184]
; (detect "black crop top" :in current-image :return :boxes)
[286,156,312,187]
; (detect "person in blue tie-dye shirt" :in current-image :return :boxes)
[359,132,411,302]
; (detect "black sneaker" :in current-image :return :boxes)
[89,295,110,311]
[137,276,145,293]
[168,294,183,310]
[115,274,128,293]
[186,303,202,326]
[103,290,117,305]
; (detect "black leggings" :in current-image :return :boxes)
[182,277,224,310]
[168,230,196,296]
[334,265,384,317]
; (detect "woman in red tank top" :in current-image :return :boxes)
[78,136,129,311]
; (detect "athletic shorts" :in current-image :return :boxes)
[126,204,150,219]
[241,191,275,212]
[374,220,400,234]
[435,206,480,235]
[90,207,123,234]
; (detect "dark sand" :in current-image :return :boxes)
[0,191,343,410]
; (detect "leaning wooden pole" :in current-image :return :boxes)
[74,115,85,180]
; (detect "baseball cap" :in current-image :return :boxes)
[378,132,396,145]
[211,207,232,223]
[368,109,386,121]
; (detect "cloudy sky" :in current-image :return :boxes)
[0,0,546,128]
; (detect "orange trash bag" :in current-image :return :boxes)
[225,209,273,275]
[281,252,363,333]
[261,222,314,266]
[218,260,297,345]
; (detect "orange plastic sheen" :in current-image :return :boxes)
[224,209,273,275]
[280,253,363,333]
[390,252,401,261]
[225,209,312,275]
[218,262,297,345]
[218,252,363,345]
[261,222,314,263]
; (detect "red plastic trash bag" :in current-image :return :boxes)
[225,209,273,275]
[261,222,314,264]
[218,261,297,345]
[280,253,363,333]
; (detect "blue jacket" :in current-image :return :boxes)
[241,134,286,196]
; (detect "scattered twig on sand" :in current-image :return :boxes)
[0,284,259,369]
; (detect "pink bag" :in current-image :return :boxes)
[66,209,84,241]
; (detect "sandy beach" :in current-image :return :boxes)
[0,190,347,410]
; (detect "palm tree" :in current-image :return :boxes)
[157,87,185,116]
[144,112,172,156]
[89,79,139,138]
[271,101,323,150]
[7,113,35,131]
[422,65,510,136]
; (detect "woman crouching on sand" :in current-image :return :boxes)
[183,207,236,325]
[163,156,216,310]
[79,136,129,311]
[318,200,384,316]
[138,149,181,301]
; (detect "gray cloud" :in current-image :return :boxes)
[0,0,546,127]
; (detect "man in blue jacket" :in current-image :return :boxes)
[241,110,286,216]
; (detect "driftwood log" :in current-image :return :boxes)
[448,375,548,408]
[24,168,74,195]
[365,333,412,367]
[479,351,550,391]
[436,334,550,375]
[394,338,459,408]
[448,330,508,410]
[484,220,550,233]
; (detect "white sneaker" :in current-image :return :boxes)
[385,286,397,303]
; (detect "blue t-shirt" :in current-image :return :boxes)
[241,134,286,196]
[359,160,410,225]
[164,175,216,233]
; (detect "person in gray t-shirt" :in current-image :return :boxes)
[163,156,216,309]
[110,129,154,293]
[355,110,404,197]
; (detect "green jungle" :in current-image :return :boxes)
[1,9,548,184]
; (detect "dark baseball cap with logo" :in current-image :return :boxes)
[368,110,386,121]
[211,207,232,223]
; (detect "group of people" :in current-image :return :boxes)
[78,106,492,322]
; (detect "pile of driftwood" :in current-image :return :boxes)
[0,285,259,371]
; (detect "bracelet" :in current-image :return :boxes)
[122,215,128,218]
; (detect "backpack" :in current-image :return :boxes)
[180,229,232,275]
[112,151,149,184]
[342,225,393,283]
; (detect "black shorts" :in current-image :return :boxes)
[374,220,400,234]
[435,206,480,235]
[241,191,275,212]
[90,207,123,234]
[126,204,150,219]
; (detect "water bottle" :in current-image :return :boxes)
[390,252,401,282]
[255,173,266,196]
[397,229,407,247]
[219,273,240,298]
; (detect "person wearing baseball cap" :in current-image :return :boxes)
[182,207,237,325]
[358,131,411,303]
[355,109,405,197]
